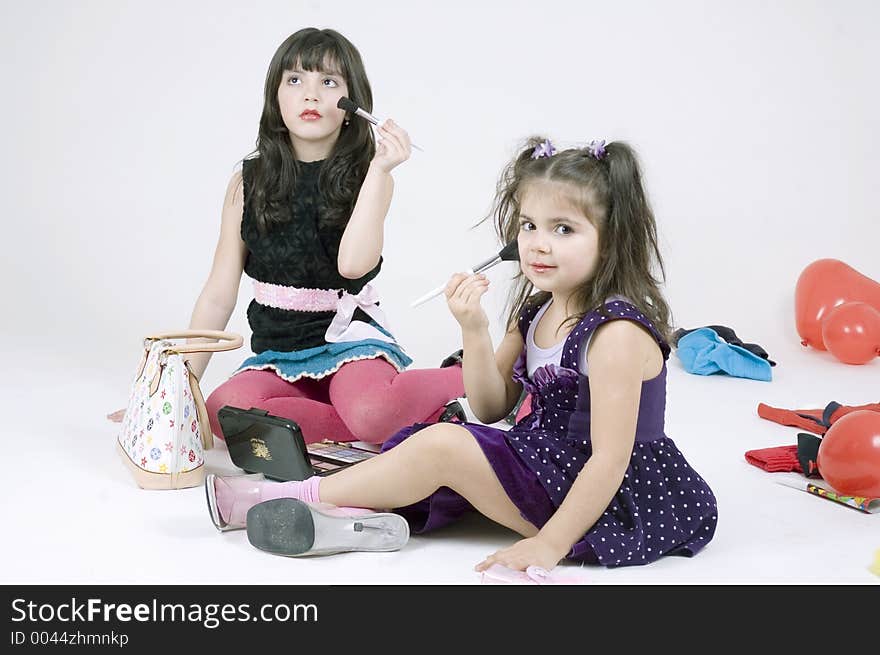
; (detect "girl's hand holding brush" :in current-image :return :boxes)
[445,273,490,332]
[411,240,520,308]
[372,118,412,174]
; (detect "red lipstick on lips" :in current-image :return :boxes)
[300,109,322,120]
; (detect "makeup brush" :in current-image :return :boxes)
[410,240,520,308]
[337,97,424,152]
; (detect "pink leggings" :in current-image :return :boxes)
[206,358,464,445]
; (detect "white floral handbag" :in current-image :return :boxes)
[116,330,243,490]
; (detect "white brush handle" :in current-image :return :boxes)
[355,108,424,152]
[410,252,509,309]
[411,268,480,308]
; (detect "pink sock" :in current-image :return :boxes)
[215,476,373,524]
[261,475,322,504]
[262,477,375,516]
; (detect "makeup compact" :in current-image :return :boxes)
[218,406,378,481]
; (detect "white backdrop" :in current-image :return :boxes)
[1,0,879,587]
[2,0,878,397]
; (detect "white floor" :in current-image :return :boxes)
[2,338,878,586]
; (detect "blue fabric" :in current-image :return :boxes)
[675,327,772,381]
[236,338,412,383]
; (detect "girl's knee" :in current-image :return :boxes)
[338,410,389,443]
[205,370,277,413]
[385,424,467,481]
[205,385,229,415]
[204,373,272,438]
[409,424,477,466]
[205,385,246,440]
[334,399,407,443]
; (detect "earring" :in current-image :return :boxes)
[344,118,350,126]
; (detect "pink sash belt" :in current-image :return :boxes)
[253,281,400,347]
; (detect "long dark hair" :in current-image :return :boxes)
[246,28,375,234]
[489,136,672,339]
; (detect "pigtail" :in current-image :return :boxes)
[595,142,671,338]
[484,137,555,331]
[492,137,546,242]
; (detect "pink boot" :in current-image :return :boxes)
[205,473,374,532]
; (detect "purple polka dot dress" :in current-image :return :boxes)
[381,300,718,567]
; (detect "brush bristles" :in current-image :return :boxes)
[337,96,359,113]
[499,240,520,261]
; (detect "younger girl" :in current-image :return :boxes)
[113,28,463,444]
[209,136,718,571]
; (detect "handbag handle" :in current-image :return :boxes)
[145,330,243,354]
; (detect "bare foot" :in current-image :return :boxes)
[107,409,126,423]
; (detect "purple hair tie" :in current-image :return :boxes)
[530,139,556,160]
[586,139,607,160]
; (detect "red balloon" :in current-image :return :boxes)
[817,410,880,497]
[795,259,880,351]
[821,302,880,365]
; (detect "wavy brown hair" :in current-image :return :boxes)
[245,28,375,234]
[489,136,672,340]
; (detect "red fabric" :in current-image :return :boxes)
[757,401,880,435]
[744,445,802,473]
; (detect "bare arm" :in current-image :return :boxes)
[185,171,248,380]
[337,120,411,279]
[445,273,523,423]
[463,327,524,424]
[536,321,650,556]
[337,164,392,278]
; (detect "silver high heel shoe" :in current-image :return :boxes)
[245,498,410,556]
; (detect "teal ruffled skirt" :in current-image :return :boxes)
[236,338,412,383]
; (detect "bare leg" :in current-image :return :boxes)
[319,424,539,537]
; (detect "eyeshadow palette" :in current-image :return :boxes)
[306,440,380,468]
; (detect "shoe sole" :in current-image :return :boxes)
[246,498,409,557]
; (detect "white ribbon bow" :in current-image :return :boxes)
[324,283,401,346]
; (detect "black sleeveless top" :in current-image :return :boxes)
[241,158,381,353]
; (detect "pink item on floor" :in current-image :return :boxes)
[478,564,587,585]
